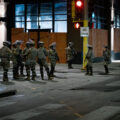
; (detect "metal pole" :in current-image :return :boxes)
[111,0,115,62]
[82,0,88,69]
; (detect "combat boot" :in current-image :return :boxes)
[13,75,19,80]
[68,65,73,69]
[104,65,109,74]
[89,67,93,76]
[50,74,56,77]
[20,73,25,77]
[46,68,52,80]
[20,67,25,77]
[48,75,53,80]
[40,68,44,80]
[25,70,30,80]
[85,66,89,75]
[13,72,19,79]
[25,73,30,80]
[50,66,56,77]
[25,76,30,81]
[16,74,20,78]
[3,72,8,82]
[32,76,35,81]
[3,76,8,82]
[48,74,53,80]
[41,74,44,80]
[68,61,73,69]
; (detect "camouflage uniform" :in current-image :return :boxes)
[23,40,37,80]
[48,43,59,77]
[19,49,24,76]
[12,43,18,79]
[85,46,93,75]
[66,42,76,69]
[23,42,31,80]
[103,46,111,74]
[29,42,37,80]
[14,40,24,77]
[37,42,51,80]
[0,41,12,82]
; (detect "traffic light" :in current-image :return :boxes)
[75,0,84,20]
[72,0,84,29]
[74,22,80,29]
[74,22,83,29]
[75,0,83,8]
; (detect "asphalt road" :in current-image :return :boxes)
[0,63,120,120]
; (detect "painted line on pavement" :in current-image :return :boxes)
[0,103,66,120]
[74,113,84,118]
[76,106,120,120]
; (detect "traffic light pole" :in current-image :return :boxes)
[82,0,89,69]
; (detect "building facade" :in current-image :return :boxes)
[1,0,120,63]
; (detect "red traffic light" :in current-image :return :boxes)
[74,22,80,29]
[76,0,83,8]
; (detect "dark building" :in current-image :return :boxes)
[1,0,120,63]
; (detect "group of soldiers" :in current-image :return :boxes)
[0,40,59,82]
[0,40,111,82]
[66,42,111,75]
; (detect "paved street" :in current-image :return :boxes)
[0,63,120,120]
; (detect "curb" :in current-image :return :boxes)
[0,89,17,98]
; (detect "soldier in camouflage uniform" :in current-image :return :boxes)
[48,42,59,77]
[66,42,76,69]
[37,41,51,80]
[19,49,25,76]
[11,42,18,79]
[0,41,12,82]
[15,40,23,78]
[103,46,111,74]
[29,40,38,80]
[85,45,93,76]
[23,40,38,80]
[23,41,31,80]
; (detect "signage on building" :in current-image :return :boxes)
[80,27,89,37]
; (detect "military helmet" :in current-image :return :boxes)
[12,42,17,46]
[31,41,35,45]
[49,42,56,47]
[26,41,30,45]
[104,46,108,48]
[3,41,11,46]
[68,42,73,46]
[15,40,23,45]
[87,44,93,48]
[38,41,44,44]
[28,39,35,45]
[28,39,33,43]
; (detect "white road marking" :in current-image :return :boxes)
[76,106,120,120]
[0,103,66,120]
[0,101,16,107]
